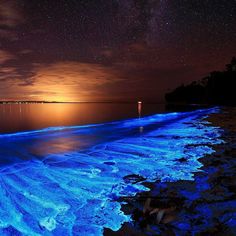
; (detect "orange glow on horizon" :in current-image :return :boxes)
[0,61,124,102]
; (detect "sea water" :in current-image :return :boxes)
[0,107,222,235]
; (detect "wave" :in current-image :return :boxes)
[0,108,223,235]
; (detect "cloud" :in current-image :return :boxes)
[29,61,121,86]
[0,1,23,42]
[0,61,123,101]
[0,46,199,102]
[0,0,23,28]
[27,62,122,101]
[0,50,14,64]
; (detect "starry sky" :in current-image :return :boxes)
[0,0,236,102]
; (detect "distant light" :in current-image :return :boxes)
[138,101,142,104]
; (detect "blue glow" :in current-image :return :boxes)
[0,108,223,235]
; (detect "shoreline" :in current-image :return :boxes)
[105,107,236,235]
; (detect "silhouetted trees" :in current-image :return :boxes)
[165,57,236,105]
[226,57,236,72]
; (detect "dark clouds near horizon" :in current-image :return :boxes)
[0,0,236,101]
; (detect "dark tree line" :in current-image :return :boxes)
[165,57,236,105]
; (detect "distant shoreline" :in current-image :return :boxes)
[0,101,164,104]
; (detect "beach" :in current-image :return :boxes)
[0,107,223,235]
[0,106,233,236]
[105,107,236,235]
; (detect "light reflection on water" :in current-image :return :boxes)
[0,107,222,235]
[0,103,165,134]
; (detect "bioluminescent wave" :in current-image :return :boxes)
[0,108,222,235]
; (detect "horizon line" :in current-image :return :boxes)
[0,100,164,104]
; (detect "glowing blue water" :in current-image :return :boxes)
[0,108,222,235]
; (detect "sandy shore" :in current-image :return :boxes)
[105,107,236,236]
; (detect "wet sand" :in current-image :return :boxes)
[105,107,236,236]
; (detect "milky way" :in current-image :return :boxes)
[0,0,236,101]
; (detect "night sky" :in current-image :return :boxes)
[0,0,236,102]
